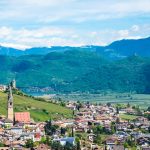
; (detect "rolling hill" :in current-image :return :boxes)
[0,92,72,121]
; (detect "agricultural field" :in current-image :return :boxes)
[119,114,139,121]
[0,92,72,122]
[55,93,150,109]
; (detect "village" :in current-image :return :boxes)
[0,82,150,150]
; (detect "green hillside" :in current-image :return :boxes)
[0,92,72,121]
[0,50,150,93]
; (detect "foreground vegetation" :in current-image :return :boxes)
[0,92,72,121]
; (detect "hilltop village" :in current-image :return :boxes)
[0,82,150,150]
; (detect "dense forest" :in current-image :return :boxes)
[0,50,150,94]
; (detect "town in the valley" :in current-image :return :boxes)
[0,82,150,150]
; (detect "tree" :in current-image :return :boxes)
[71,126,74,137]
[148,126,150,133]
[127,102,130,108]
[111,122,116,134]
[76,137,81,150]
[51,141,63,150]
[76,141,81,150]
[64,142,76,150]
[94,134,102,145]
[124,142,129,148]
[116,117,120,124]
[25,139,34,148]
[126,138,136,147]
[45,120,59,135]
[147,106,150,111]
[107,102,111,107]
[93,125,104,134]
[45,136,52,146]
[116,106,119,114]
[60,101,66,107]
[73,110,75,116]
[61,127,66,135]
[0,142,4,147]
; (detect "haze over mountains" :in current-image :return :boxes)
[0,37,150,59]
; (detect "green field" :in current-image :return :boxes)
[55,93,150,109]
[119,114,139,121]
[0,92,72,122]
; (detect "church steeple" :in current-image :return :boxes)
[7,85,14,122]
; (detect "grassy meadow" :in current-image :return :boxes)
[0,92,72,122]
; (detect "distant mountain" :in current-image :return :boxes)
[0,50,150,94]
[100,37,150,58]
[0,37,150,59]
[0,46,23,56]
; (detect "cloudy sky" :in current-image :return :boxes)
[0,0,150,49]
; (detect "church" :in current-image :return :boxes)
[5,82,31,126]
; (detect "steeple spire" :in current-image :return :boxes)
[7,84,14,122]
[8,85,13,102]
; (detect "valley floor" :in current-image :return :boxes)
[54,93,150,109]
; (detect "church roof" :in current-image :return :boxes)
[15,112,30,123]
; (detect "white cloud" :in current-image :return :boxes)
[0,42,31,50]
[0,0,150,48]
[118,30,129,37]
[0,24,149,49]
[1,0,150,23]
[0,26,12,37]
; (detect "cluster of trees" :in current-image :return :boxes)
[92,122,116,136]
[43,119,81,150]
[124,137,136,148]
[51,142,79,150]
[44,120,59,135]
[25,139,79,150]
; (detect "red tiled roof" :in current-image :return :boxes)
[35,133,41,138]
[15,112,30,123]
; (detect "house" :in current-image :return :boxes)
[90,143,98,150]
[141,146,150,150]
[10,127,23,135]
[0,147,10,150]
[105,136,118,146]
[107,145,124,150]
[4,119,13,128]
[20,133,34,141]
[0,85,7,91]
[35,144,51,150]
[53,137,75,146]
[88,133,96,142]
[137,136,150,146]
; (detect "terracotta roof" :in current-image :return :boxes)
[15,112,30,123]
[35,133,41,138]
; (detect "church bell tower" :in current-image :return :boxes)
[7,85,14,122]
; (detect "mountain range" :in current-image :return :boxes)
[0,37,150,59]
[0,37,150,94]
[0,50,150,94]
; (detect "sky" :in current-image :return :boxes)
[0,0,150,49]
